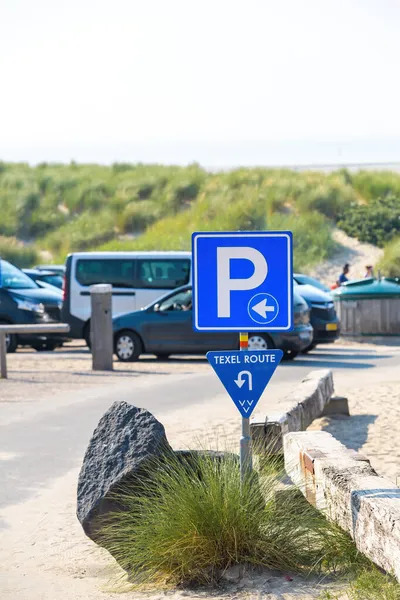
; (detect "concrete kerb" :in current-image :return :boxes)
[284,431,400,580]
[250,369,337,453]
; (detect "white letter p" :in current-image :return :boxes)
[217,247,268,318]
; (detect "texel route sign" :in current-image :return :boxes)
[207,349,283,418]
[192,231,293,331]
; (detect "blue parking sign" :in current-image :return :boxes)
[192,231,293,331]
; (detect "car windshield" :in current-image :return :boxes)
[158,289,192,312]
[0,260,38,290]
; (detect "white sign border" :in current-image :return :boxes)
[192,231,293,332]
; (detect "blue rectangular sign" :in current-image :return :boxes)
[192,231,293,331]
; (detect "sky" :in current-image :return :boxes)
[1,0,400,166]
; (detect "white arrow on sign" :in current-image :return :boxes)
[234,370,253,390]
[252,298,275,319]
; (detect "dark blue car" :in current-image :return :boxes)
[294,280,339,351]
[112,285,313,362]
[0,259,66,352]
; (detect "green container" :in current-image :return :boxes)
[333,277,400,336]
[333,277,400,300]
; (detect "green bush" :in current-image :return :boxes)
[98,450,366,589]
[0,236,39,268]
[338,194,400,247]
[377,236,400,277]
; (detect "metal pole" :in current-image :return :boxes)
[0,332,7,379]
[239,332,252,480]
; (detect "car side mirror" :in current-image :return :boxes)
[153,304,160,312]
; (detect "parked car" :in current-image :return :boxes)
[112,285,313,362]
[23,268,64,290]
[0,259,67,352]
[35,264,66,276]
[294,281,339,352]
[61,251,192,345]
[293,273,331,294]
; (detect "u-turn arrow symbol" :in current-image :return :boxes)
[234,370,253,390]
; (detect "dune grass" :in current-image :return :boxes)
[98,449,369,589]
[0,236,39,268]
[322,568,400,599]
[4,162,400,274]
[378,236,400,277]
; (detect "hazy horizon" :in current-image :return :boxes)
[1,0,400,167]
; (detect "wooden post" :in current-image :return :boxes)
[0,332,7,379]
[90,284,113,371]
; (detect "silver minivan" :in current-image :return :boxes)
[61,251,192,344]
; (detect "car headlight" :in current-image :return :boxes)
[15,298,45,314]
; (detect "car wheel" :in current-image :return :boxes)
[283,350,299,361]
[114,330,142,362]
[155,354,170,360]
[0,322,17,353]
[247,334,274,350]
[301,343,316,354]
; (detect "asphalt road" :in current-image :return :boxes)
[0,344,399,513]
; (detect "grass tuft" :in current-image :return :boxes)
[321,567,400,599]
[97,449,368,589]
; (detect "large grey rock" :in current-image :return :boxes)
[77,401,172,540]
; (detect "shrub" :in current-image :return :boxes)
[338,194,400,247]
[377,236,400,277]
[0,236,39,268]
[98,448,369,590]
[118,201,162,233]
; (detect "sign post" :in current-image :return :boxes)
[239,332,251,478]
[192,231,293,482]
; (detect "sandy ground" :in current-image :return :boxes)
[310,229,384,286]
[2,343,400,600]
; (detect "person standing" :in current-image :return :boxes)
[364,265,374,278]
[337,263,350,286]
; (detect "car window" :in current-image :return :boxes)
[296,275,330,293]
[136,259,190,289]
[76,259,136,287]
[41,274,63,288]
[158,289,192,312]
[0,260,38,290]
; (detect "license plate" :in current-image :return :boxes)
[326,323,338,331]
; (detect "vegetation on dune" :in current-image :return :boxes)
[377,236,400,277]
[0,236,39,268]
[1,161,400,274]
[338,195,400,248]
